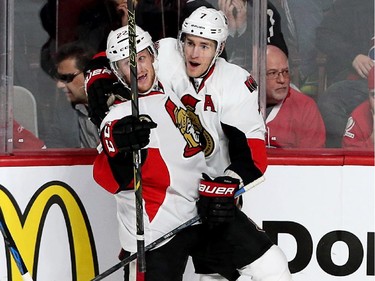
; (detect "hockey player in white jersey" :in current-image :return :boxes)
[93,25,208,281]
[157,7,293,281]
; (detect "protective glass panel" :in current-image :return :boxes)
[2,0,374,153]
[265,0,373,151]
[6,0,51,151]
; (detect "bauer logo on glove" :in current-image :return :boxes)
[197,173,240,227]
[198,180,237,197]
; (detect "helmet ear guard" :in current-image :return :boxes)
[217,41,226,56]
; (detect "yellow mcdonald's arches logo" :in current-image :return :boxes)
[0,181,98,280]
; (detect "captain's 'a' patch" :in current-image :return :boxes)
[244,74,258,93]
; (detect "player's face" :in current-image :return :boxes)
[266,48,290,106]
[183,34,216,78]
[56,58,87,105]
[118,49,156,93]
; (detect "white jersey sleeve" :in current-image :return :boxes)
[214,58,265,140]
[156,37,189,97]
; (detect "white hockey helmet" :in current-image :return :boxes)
[106,25,158,89]
[179,6,228,58]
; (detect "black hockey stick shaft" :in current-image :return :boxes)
[127,0,146,273]
[91,215,201,281]
[0,208,33,281]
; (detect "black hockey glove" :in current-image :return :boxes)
[84,56,130,127]
[101,115,157,158]
[197,173,239,228]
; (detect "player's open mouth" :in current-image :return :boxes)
[189,61,200,67]
[138,74,147,81]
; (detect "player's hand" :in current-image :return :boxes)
[197,173,239,228]
[101,115,157,158]
[84,56,130,127]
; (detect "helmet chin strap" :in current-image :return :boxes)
[189,51,217,92]
[199,56,217,78]
[198,43,223,79]
[181,37,225,79]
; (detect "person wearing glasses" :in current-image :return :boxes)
[265,45,326,148]
[53,42,100,148]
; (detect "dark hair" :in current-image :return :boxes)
[55,41,96,71]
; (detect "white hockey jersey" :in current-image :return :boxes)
[157,38,266,179]
[97,85,207,253]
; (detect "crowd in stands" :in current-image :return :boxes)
[11,0,374,151]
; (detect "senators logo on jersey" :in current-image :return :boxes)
[165,98,202,157]
[180,94,215,157]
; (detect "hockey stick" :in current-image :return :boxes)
[91,176,265,280]
[0,208,33,281]
[234,175,265,197]
[127,0,146,273]
[91,215,201,281]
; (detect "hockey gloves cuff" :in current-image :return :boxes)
[197,173,239,228]
[101,114,157,158]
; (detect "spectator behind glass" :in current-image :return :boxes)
[215,0,289,71]
[342,67,375,150]
[38,0,123,147]
[316,0,374,85]
[265,45,326,148]
[316,0,374,148]
[53,42,100,148]
[40,0,123,79]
